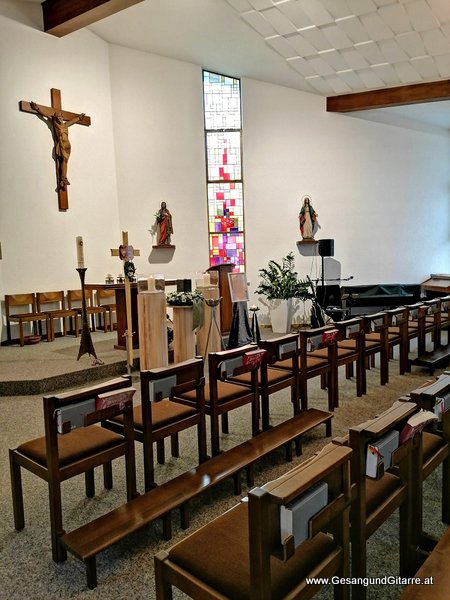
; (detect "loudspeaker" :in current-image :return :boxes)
[318,239,334,257]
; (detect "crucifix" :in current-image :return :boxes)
[111,232,140,374]
[19,88,91,211]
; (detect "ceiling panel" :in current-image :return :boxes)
[77,0,450,129]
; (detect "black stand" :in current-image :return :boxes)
[203,297,225,360]
[250,307,261,344]
[76,268,102,363]
[227,302,253,349]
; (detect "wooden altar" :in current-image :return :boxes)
[86,281,176,350]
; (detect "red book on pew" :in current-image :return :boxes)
[95,387,136,411]
[399,409,437,444]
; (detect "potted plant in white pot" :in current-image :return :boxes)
[255,252,312,333]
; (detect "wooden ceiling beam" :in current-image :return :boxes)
[327,80,450,113]
[42,0,145,37]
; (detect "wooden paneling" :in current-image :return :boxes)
[42,0,145,37]
[327,79,450,112]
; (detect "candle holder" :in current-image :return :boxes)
[249,305,261,344]
[203,297,225,359]
[76,268,103,364]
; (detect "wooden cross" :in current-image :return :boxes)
[19,88,91,211]
[111,231,140,373]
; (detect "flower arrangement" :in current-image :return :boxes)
[166,290,204,306]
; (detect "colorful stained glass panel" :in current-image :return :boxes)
[206,132,241,181]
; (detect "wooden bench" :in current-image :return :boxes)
[60,408,333,589]
[399,527,450,600]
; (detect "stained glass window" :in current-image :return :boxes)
[203,71,245,272]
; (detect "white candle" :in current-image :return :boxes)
[203,273,210,286]
[148,276,156,291]
[76,236,85,268]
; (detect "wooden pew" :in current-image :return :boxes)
[60,408,333,589]
[341,401,420,599]
[154,442,352,600]
[399,526,450,600]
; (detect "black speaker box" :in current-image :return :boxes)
[318,239,334,257]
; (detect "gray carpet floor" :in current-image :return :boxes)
[0,336,448,599]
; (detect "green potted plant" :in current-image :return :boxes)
[255,252,312,332]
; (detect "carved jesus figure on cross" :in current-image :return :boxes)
[20,88,91,210]
[30,101,85,191]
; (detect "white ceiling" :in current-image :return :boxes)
[23,0,450,129]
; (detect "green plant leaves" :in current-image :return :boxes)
[255,252,313,301]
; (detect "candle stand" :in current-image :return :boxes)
[76,268,102,363]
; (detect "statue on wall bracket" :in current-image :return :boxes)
[152,201,175,248]
[299,195,320,241]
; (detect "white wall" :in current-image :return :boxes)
[108,45,209,281]
[1,4,449,339]
[242,78,450,312]
[0,7,120,340]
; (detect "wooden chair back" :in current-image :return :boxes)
[96,288,117,331]
[362,311,389,386]
[347,400,419,597]
[36,291,78,340]
[409,373,450,525]
[67,289,107,332]
[298,326,339,411]
[9,376,136,563]
[230,334,299,431]
[207,344,266,456]
[154,442,352,600]
[5,293,51,345]
[333,317,367,397]
[423,298,442,350]
[439,295,450,329]
[140,358,207,490]
[385,306,409,374]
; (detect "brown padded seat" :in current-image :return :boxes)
[310,347,354,360]
[168,502,340,600]
[399,527,450,600]
[338,338,380,350]
[365,332,399,343]
[365,471,403,516]
[232,367,292,386]
[17,426,124,468]
[182,380,253,405]
[113,401,197,431]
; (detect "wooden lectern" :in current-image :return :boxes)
[207,264,233,334]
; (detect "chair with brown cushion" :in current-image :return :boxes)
[362,311,390,386]
[298,326,339,411]
[180,345,266,457]
[9,377,137,563]
[384,307,410,375]
[325,317,366,398]
[423,298,443,351]
[67,288,107,333]
[36,290,79,341]
[231,334,300,431]
[104,358,208,491]
[343,400,420,599]
[154,441,352,600]
[5,293,51,346]
[438,295,449,338]
[404,303,428,365]
[408,374,450,529]
[95,288,117,332]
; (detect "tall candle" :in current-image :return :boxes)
[148,276,156,291]
[76,236,85,268]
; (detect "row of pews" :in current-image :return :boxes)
[7,295,449,593]
[157,372,450,600]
